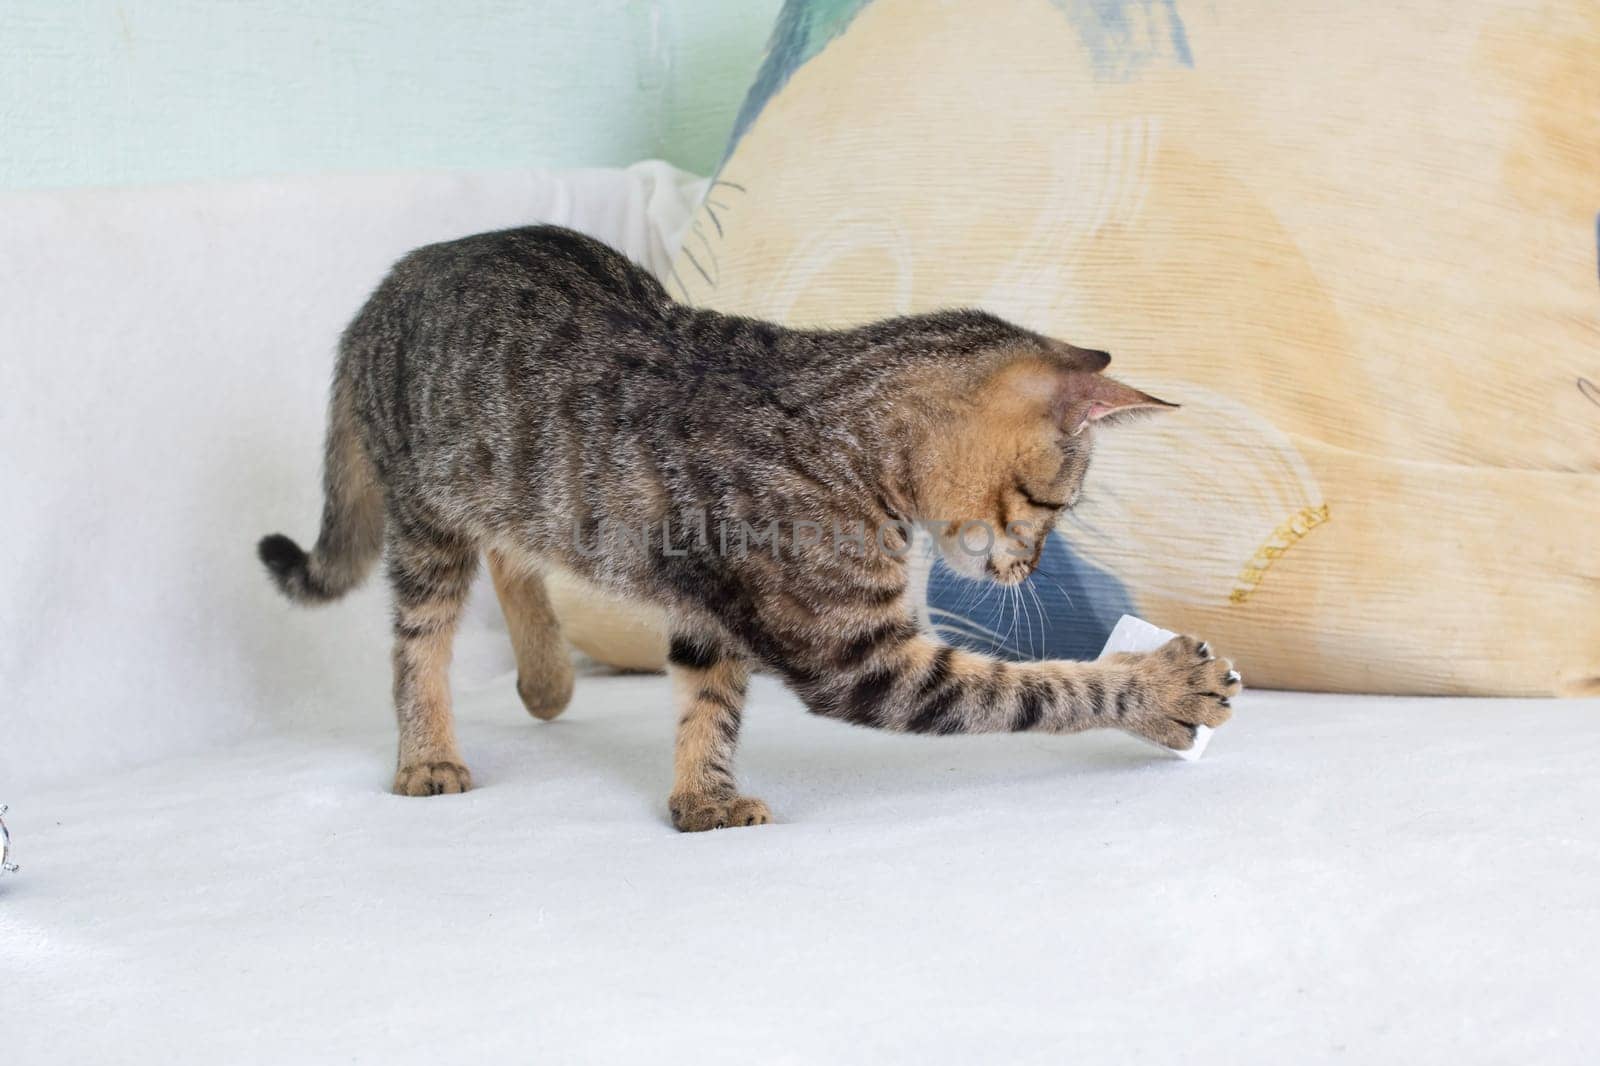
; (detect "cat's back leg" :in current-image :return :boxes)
[386,515,479,795]
[486,549,574,721]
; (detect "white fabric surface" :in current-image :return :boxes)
[0,163,705,793]
[6,679,1600,1063]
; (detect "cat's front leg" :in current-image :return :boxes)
[664,633,769,831]
[791,615,1237,750]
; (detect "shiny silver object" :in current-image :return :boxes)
[0,804,16,874]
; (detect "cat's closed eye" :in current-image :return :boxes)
[1013,482,1068,511]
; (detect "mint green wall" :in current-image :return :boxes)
[0,0,780,189]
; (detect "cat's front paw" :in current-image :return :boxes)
[393,760,473,796]
[668,792,772,832]
[1125,636,1241,751]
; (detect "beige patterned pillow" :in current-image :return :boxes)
[563,0,1600,696]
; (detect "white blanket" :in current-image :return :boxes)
[7,680,1599,1063]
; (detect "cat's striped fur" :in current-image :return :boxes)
[260,225,1239,829]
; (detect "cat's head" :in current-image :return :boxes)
[913,342,1175,586]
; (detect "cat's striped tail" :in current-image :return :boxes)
[257,373,384,605]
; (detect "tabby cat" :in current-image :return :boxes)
[259,225,1239,830]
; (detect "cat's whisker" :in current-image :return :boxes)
[947,569,972,611]
[968,571,999,615]
[946,570,985,618]
[1025,581,1047,659]
[1029,584,1043,660]
[1005,584,1023,656]
[1031,566,1075,610]
[1022,582,1039,661]
[1012,582,1029,659]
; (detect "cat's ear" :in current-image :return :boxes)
[1056,372,1178,435]
[997,356,1175,430]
